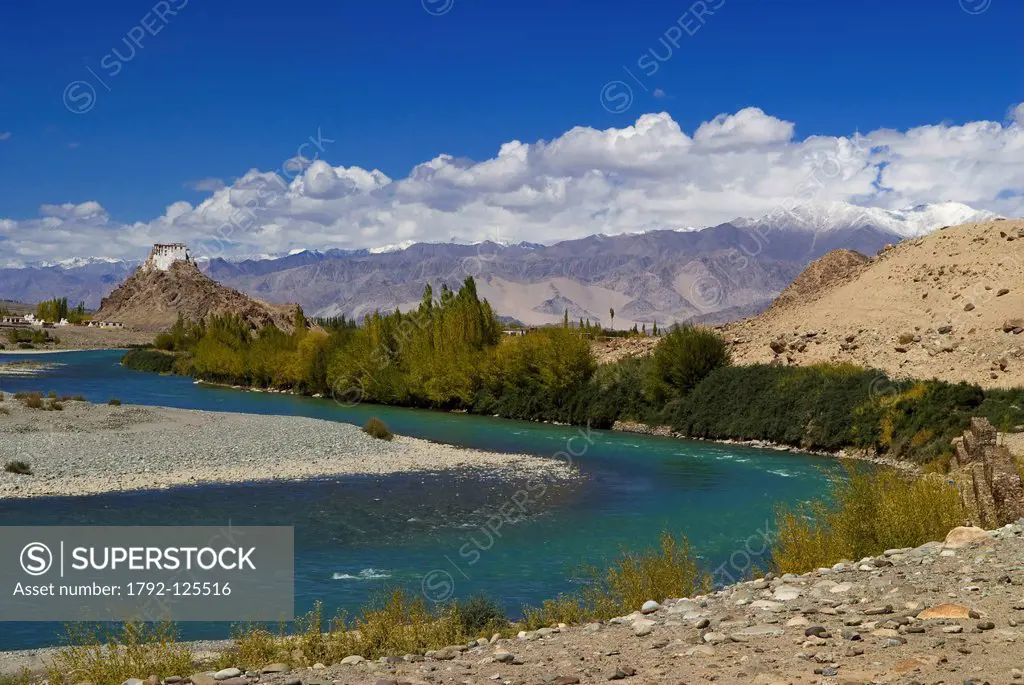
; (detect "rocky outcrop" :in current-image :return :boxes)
[765,248,870,314]
[952,417,1024,527]
[95,260,304,333]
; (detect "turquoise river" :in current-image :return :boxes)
[0,350,839,649]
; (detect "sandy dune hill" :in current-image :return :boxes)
[723,218,1024,388]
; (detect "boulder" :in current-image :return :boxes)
[943,526,990,549]
[918,603,972,619]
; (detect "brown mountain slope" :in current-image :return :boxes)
[95,260,302,333]
[765,248,870,313]
[723,218,1024,388]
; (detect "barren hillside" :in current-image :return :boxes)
[723,218,1024,388]
[95,261,303,333]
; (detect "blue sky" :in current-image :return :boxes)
[1,0,1022,262]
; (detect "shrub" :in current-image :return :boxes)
[772,465,965,574]
[228,624,289,670]
[18,392,44,409]
[454,595,509,636]
[46,622,193,685]
[664,364,991,462]
[521,596,593,630]
[280,592,469,663]
[47,400,64,411]
[108,398,122,406]
[362,417,393,441]
[121,349,177,374]
[4,461,32,476]
[647,324,730,401]
[339,589,464,660]
[589,532,710,617]
[522,532,710,626]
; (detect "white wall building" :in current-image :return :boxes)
[144,243,192,271]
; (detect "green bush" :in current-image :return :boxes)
[647,324,730,401]
[108,398,122,406]
[454,595,509,636]
[362,417,393,441]
[664,363,994,463]
[772,465,965,574]
[121,349,177,374]
[4,460,32,475]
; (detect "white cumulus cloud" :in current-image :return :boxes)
[2,103,1023,263]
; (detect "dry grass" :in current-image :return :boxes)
[221,592,506,669]
[362,417,393,441]
[17,392,43,409]
[522,532,710,628]
[10,391,66,411]
[0,668,35,685]
[773,465,965,574]
[46,622,193,685]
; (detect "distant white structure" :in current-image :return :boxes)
[23,313,39,326]
[144,243,192,271]
[56,318,70,327]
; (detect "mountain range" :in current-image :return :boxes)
[0,202,997,329]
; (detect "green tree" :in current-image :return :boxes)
[608,307,615,331]
[647,324,731,401]
[293,306,308,332]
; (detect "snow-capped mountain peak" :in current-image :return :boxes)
[20,256,135,269]
[733,201,998,238]
[368,240,417,254]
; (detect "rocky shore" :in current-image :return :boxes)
[280,523,1023,684]
[3,523,1023,684]
[0,395,577,499]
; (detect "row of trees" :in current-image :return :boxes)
[35,297,88,323]
[140,277,729,426]
[560,308,660,337]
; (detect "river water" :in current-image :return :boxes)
[0,350,838,649]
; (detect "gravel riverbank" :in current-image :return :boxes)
[0,394,577,499]
[3,523,1023,682]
